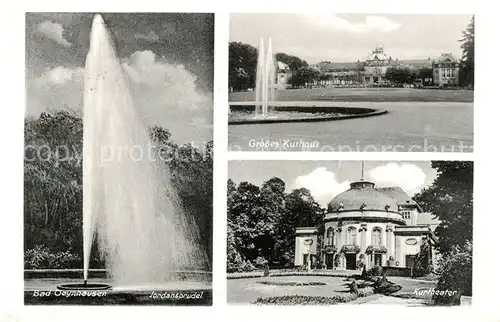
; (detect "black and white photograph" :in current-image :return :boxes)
[228,14,474,152]
[227,160,473,306]
[24,13,213,305]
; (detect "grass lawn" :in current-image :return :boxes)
[227,274,437,305]
[229,87,473,103]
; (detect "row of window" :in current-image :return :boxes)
[325,227,382,246]
[441,68,457,78]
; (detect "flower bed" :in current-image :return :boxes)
[257,281,327,287]
[253,287,374,305]
[227,270,360,279]
[254,294,358,305]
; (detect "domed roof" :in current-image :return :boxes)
[436,53,459,64]
[277,61,290,71]
[366,46,389,61]
[327,180,399,213]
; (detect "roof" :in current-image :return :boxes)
[276,61,290,71]
[366,46,389,61]
[295,227,318,235]
[435,53,460,64]
[375,187,422,212]
[416,212,440,227]
[327,180,399,213]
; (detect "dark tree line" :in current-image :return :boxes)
[414,161,473,304]
[227,177,324,272]
[24,111,213,269]
[228,42,309,91]
[459,16,474,87]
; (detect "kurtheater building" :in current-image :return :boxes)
[294,178,439,271]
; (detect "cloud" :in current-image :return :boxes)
[36,21,72,47]
[303,15,401,34]
[26,50,212,143]
[367,163,427,196]
[35,66,84,87]
[27,66,84,117]
[135,31,160,42]
[293,167,350,207]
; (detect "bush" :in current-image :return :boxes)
[358,286,375,297]
[24,244,81,269]
[372,275,402,295]
[433,241,472,305]
[367,265,384,277]
[253,256,268,270]
[227,251,256,273]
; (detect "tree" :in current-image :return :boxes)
[459,16,474,87]
[24,112,213,268]
[418,67,434,84]
[226,178,325,269]
[413,161,473,305]
[414,161,473,254]
[289,67,320,88]
[274,188,325,266]
[433,241,472,305]
[228,42,258,91]
[385,66,418,85]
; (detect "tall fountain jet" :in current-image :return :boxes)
[80,14,208,287]
[255,38,276,117]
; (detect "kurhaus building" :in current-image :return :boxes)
[311,46,460,87]
[294,178,439,271]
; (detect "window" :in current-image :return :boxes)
[346,226,357,245]
[402,211,411,219]
[372,227,382,246]
[326,227,334,246]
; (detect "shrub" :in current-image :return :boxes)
[24,244,81,269]
[367,265,384,277]
[227,251,256,273]
[433,241,472,305]
[358,286,375,297]
[372,275,402,295]
[253,256,268,270]
[334,254,341,268]
[348,280,359,294]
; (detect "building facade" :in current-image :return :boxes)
[294,179,439,271]
[275,61,292,90]
[312,46,458,87]
[432,53,460,86]
[362,45,392,84]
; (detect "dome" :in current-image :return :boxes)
[366,46,389,61]
[276,61,290,71]
[327,180,399,213]
[436,53,459,64]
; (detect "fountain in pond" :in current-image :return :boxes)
[59,14,209,290]
[255,38,276,117]
[228,35,388,125]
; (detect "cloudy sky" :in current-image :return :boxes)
[228,160,437,207]
[230,14,472,63]
[26,13,214,144]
